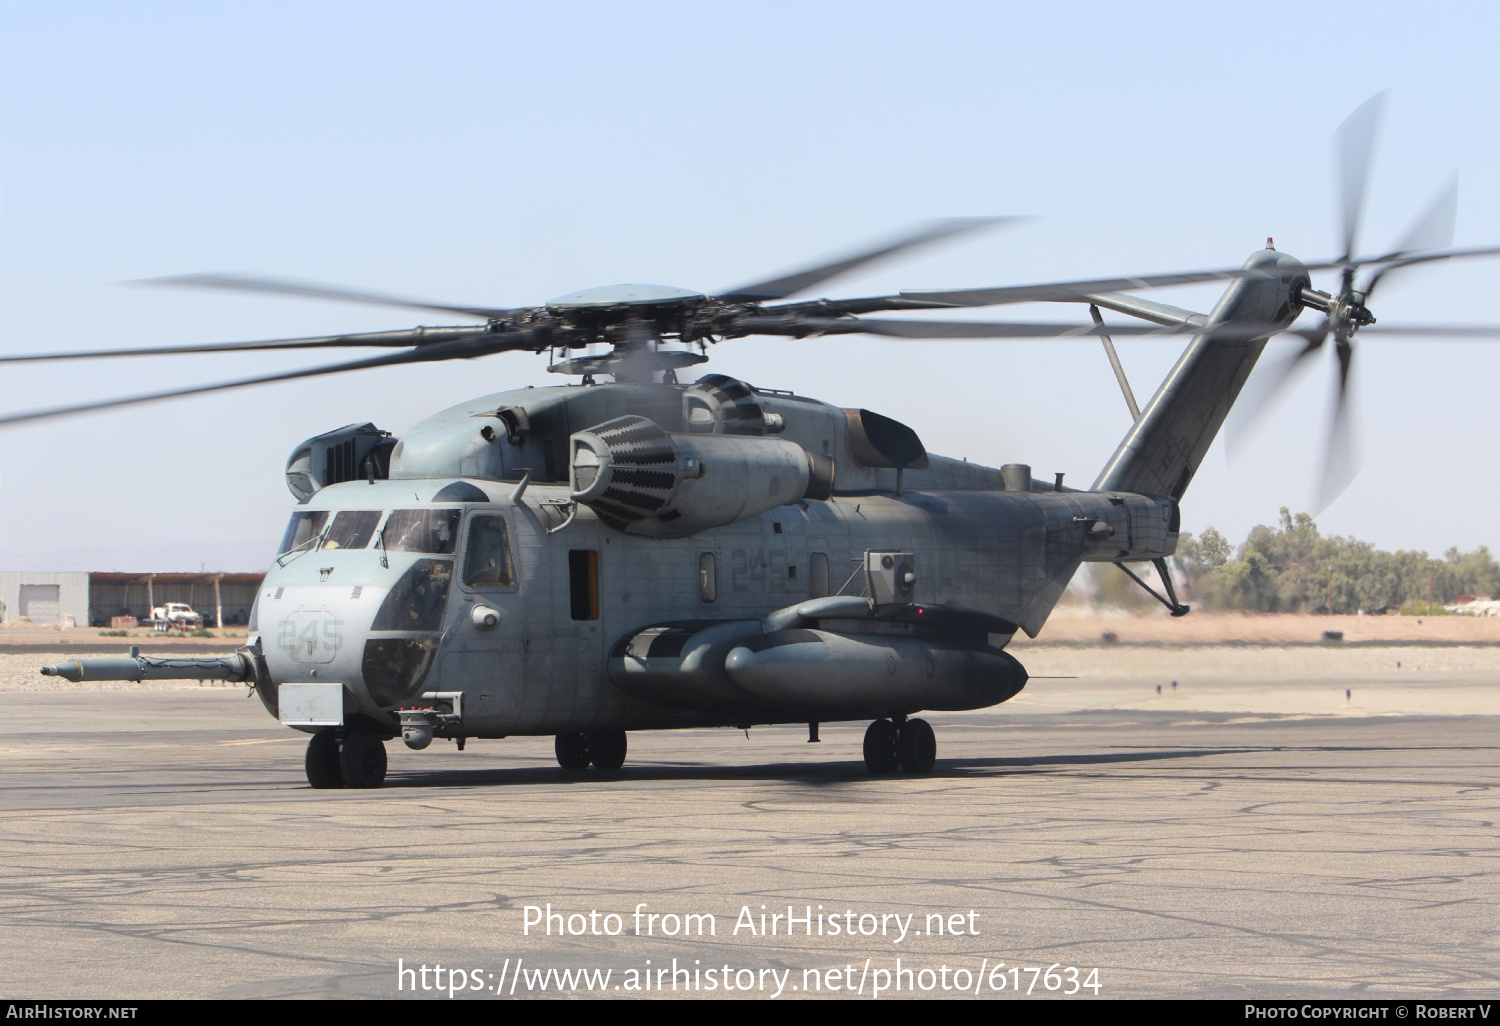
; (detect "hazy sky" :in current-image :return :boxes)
[2,2,1499,570]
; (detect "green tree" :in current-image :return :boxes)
[1170,509,1500,613]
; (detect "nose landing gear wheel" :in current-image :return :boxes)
[340,725,388,788]
[555,732,591,770]
[896,718,936,773]
[862,719,899,773]
[585,729,627,771]
[305,729,343,789]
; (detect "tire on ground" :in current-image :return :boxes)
[340,726,388,788]
[305,729,343,789]
[585,730,627,771]
[555,732,591,770]
[896,718,936,773]
[863,719,899,773]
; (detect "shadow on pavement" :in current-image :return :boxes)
[383,746,1248,791]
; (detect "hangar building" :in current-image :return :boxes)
[0,572,263,628]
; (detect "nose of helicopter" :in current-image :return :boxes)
[255,549,453,715]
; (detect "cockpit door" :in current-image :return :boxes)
[438,511,525,728]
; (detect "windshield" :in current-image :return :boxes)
[323,510,381,550]
[384,509,461,554]
[371,558,454,632]
[278,510,330,555]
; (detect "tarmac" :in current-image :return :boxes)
[0,664,1497,999]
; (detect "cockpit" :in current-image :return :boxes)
[264,501,520,709]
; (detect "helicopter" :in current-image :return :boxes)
[29,94,1500,788]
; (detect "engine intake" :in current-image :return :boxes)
[285,422,395,500]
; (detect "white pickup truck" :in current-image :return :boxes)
[151,602,203,632]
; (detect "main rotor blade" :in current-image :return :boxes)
[0,332,532,429]
[828,319,1500,341]
[137,273,519,320]
[1337,91,1387,265]
[1360,244,1500,301]
[900,266,1274,308]
[783,318,1202,339]
[717,217,1022,304]
[1358,323,1500,337]
[1294,243,1500,277]
[0,325,487,365]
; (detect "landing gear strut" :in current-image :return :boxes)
[863,717,936,774]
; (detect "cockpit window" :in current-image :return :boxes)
[383,509,461,554]
[463,515,515,587]
[278,510,330,555]
[323,510,381,550]
[371,558,453,632]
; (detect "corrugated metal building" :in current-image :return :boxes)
[0,571,91,626]
[0,572,263,627]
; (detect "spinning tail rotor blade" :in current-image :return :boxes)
[138,273,518,320]
[0,331,530,428]
[1225,323,1330,455]
[1337,91,1387,266]
[717,217,1022,304]
[1315,341,1360,514]
[1391,175,1458,258]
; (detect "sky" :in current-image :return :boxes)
[2,1,1499,571]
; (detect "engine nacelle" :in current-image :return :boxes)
[570,415,832,537]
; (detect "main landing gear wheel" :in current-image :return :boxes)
[340,725,388,789]
[896,718,936,773]
[863,719,900,773]
[585,729,627,771]
[554,732,591,770]
[305,729,343,789]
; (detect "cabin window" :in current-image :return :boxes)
[810,552,830,598]
[699,552,717,603]
[383,509,462,554]
[463,515,515,587]
[569,550,599,621]
[322,510,381,550]
[278,510,329,555]
[371,558,453,632]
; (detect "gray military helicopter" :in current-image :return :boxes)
[27,94,1500,788]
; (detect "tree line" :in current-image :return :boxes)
[1170,508,1500,614]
